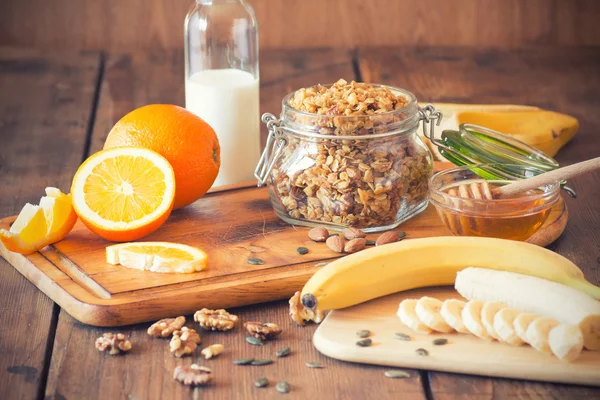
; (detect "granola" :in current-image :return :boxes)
[269,79,432,229]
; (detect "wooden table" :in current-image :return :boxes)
[1,46,599,400]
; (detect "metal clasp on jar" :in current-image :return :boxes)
[419,104,443,141]
[255,113,288,187]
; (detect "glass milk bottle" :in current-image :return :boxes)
[184,0,260,187]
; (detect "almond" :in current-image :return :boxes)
[342,227,366,240]
[376,231,400,246]
[344,238,366,253]
[308,227,329,242]
[326,235,346,253]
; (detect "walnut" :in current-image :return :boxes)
[147,316,185,338]
[194,308,238,331]
[95,333,132,355]
[244,321,282,340]
[200,344,224,359]
[289,291,324,326]
[170,327,201,357]
[173,364,213,386]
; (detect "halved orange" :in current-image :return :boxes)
[106,242,207,273]
[71,147,175,242]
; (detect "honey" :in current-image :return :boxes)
[436,181,553,241]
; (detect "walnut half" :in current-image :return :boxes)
[289,291,325,326]
[95,333,132,355]
[147,316,186,338]
[244,321,282,340]
[194,309,238,331]
[170,327,201,357]
[173,364,213,386]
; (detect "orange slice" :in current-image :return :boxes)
[0,188,78,255]
[71,147,175,242]
[106,242,207,273]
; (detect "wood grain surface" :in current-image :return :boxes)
[0,46,599,399]
[1,0,600,51]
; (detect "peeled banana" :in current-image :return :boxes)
[455,267,600,350]
[299,237,600,316]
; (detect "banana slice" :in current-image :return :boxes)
[415,297,454,333]
[493,308,525,345]
[548,324,584,362]
[397,299,433,334]
[525,317,560,353]
[513,313,538,343]
[462,300,492,340]
[440,299,470,334]
[481,302,506,341]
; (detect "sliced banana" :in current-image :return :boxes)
[549,324,584,362]
[397,299,433,334]
[462,300,492,340]
[493,308,525,346]
[441,299,470,334]
[415,296,454,333]
[513,313,538,343]
[481,302,506,341]
[525,317,560,353]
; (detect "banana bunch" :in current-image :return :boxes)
[397,296,584,362]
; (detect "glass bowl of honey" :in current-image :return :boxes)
[429,164,561,241]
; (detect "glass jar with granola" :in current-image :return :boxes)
[256,79,439,232]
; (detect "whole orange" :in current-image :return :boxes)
[104,104,220,209]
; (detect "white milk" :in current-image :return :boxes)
[185,69,260,187]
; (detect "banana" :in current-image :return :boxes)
[397,299,433,334]
[415,297,454,333]
[549,324,584,362]
[299,237,600,318]
[525,317,560,353]
[455,267,600,350]
[440,299,470,334]
[514,313,539,343]
[462,300,492,340]
[493,308,525,345]
[481,302,506,341]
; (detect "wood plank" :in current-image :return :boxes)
[0,47,101,399]
[358,46,600,398]
[1,0,600,51]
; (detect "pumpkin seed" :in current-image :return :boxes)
[356,330,371,338]
[255,377,269,388]
[276,381,291,393]
[416,348,429,356]
[306,362,325,368]
[234,357,255,365]
[432,338,448,346]
[398,231,407,239]
[251,359,273,366]
[296,247,309,255]
[315,262,328,267]
[356,338,372,347]
[384,369,411,379]
[246,336,264,346]
[248,257,264,265]
[365,240,376,246]
[276,347,291,358]
[329,233,339,237]
[393,332,411,341]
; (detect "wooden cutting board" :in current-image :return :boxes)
[313,288,600,387]
[0,163,568,327]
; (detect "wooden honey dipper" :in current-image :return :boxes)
[447,157,600,200]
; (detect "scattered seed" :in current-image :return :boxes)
[432,338,448,346]
[356,330,371,338]
[276,381,291,393]
[296,247,309,255]
[393,332,411,341]
[306,362,325,368]
[234,357,255,365]
[384,369,411,379]
[356,338,372,347]
[329,233,339,237]
[246,336,264,346]
[255,377,269,388]
[248,257,264,265]
[276,347,291,358]
[251,358,274,366]
[365,240,376,246]
[398,231,407,239]
[315,262,328,267]
[416,348,429,356]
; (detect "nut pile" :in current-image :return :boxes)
[271,79,432,229]
[309,226,404,254]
